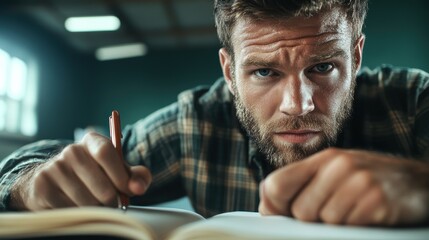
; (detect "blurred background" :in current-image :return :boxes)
[0,0,428,160]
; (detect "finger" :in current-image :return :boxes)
[319,170,374,224]
[259,179,285,215]
[128,166,152,195]
[48,154,102,206]
[65,144,118,206]
[81,132,131,194]
[45,191,79,209]
[345,186,389,226]
[31,168,77,209]
[260,148,340,216]
[291,156,356,222]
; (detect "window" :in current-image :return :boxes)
[0,47,37,137]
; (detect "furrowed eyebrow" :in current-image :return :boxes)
[240,57,281,69]
[308,49,348,63]
[240,49,348,68]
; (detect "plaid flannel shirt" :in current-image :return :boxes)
[1,65,428,217]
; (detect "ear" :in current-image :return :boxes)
[219,48,235,95]
[353,35,365,74]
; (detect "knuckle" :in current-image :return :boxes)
[324,147,340,155]
[320,208,341,224]
[335,155,355,169]
[291,200,314,222]
[339,154,355,167]
[325,155,356,174]
[261,176,291,215]
[370,186,386,204]
[353,170,374,189]
[90,141,114,164]
[35,167,51,183]
[48,153,76,176]
[82,131,102,142]
[97,187,117,205]
[61,144,80,156]
[48,159,66,174]
[60,144,84,164]
[263,176,284,202]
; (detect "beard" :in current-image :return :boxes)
[232,80,355,168]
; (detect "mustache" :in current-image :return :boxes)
[264,114,332,132]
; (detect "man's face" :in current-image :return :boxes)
[219,9,364,167]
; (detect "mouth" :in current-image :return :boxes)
[274,129,321,144]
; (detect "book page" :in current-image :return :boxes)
[126,206,205,240]
[0,207,153,239]
[0,206,204,240]
[169,211,429,240]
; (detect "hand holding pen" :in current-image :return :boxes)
[9,111,152,211]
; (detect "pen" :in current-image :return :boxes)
[109,110,129,211]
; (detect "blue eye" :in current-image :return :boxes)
[255,69,273,77]
[312,63,334,73]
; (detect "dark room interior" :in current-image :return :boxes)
[0,0,428,159]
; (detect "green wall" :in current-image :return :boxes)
[362,0,429,70]
[89,47,222,128]
[0,12,96,139]
[0,0,428,159]
[0,11,95,159]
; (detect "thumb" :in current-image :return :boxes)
[128,166,152,196]
[259,149,333,215]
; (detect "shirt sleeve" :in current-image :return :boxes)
[122,102,185,205]
[0,139,71,211]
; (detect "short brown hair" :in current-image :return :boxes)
[214,0,368,55]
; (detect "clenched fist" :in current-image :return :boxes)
[259,148,429,226]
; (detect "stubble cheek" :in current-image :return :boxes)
[334,71,355,111]
[315,70,351,118]
[242,84,280,127]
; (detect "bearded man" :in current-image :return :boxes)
[1,0,428,227]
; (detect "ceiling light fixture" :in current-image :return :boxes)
[65,16,120,32]
[95,43,147,61]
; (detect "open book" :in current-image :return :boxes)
[1,206,428,240]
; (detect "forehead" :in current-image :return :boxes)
[231,8,352,55]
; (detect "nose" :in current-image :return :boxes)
[278,74,315,116]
